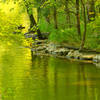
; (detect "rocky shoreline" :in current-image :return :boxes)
[30,40,100,64]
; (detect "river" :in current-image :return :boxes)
[0,40,100,100]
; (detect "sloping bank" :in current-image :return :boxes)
[30,40,100,64]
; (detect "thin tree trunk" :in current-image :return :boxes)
[28,12,43,39]
[26,6,43,39]
[88,0,95,22]
[54,0,58,29]
[29,14,37,28]
[45,15,50,24]
[37,7,41,22]
[86,0,90,22]
[76,0,81,38]
[65,0,71,28]
[80,0,87,50]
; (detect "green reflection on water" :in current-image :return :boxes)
[0,41,100,100]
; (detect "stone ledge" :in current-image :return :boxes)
[30,41,100,63]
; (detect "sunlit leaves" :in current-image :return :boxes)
[9,8,14,12]
[0,8,21,35]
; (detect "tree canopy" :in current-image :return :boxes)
[0,0,100,50]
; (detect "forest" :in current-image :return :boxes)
[1,0,100,100]
[0,0,100,51]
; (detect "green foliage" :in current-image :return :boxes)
[1,0,100,51]
[85,16,100,49]
[0,10,21,35]
[49,28,80,44]
[38,17,51,32]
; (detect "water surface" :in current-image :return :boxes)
[0,42,100,100]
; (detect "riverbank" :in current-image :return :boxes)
[29,40,100,64]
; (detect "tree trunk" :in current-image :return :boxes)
[86,0,90,22]
[54,0,58,29]
[65,0,71,28]
[80,0,87,50]
[26,7,43,39]
[45,15,50,24]
[87,0,95,22]
[76,0,81,38]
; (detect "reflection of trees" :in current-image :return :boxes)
[77,63,87,100]
[0,44,33,100]
[0,45,99,100]
[1,48,15,100]
[77,63,98,100]
[20,53,50,100]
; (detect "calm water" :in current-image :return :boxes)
[0,42,100,100]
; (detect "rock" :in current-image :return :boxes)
[66,50,81,59]
[45,49,49,53]
[24,32,38,40]
[45,43,57,54]
[24,32,50,40]
[45,47,54,54]
[54,48,69,56]
[80,55,95,60]
[46,44,69,56]
[93,55,100,62]
[30,41,99,63]
[94,62,100,68]
[41,32,50,39]
[36,46,46,51]
[73,50,81,59]
[66,50,74,58]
